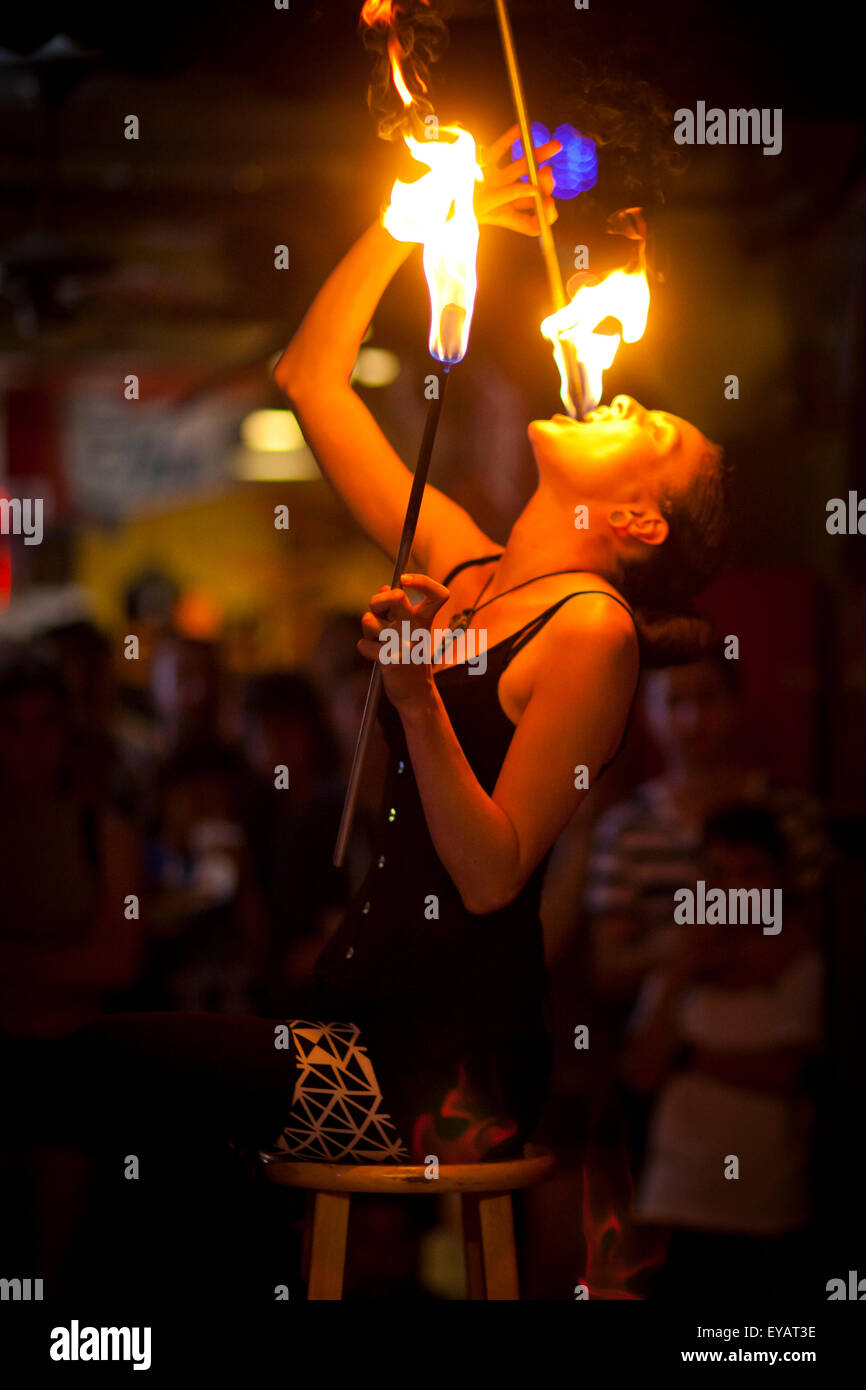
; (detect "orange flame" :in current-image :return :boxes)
[541,208,651,415]
[541,268,650,415]
[382,126,481,363]
[388,34,430,105]
[362,1,477,363]
[581,1151,666,1299]
[411,1062,519,1164]
[360,0,396,19]
[389,36,415,105]
[361,0,431,112]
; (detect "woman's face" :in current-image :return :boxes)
[528,394,707,507]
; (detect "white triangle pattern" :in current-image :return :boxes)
[264,1019,410,1164]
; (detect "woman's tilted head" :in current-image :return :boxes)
[528,394,728,665]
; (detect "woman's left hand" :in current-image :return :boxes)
[475,123,560,236]
[358,572,451,710]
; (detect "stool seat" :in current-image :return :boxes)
[260,1144,554,1300]
[260,1142,554,1193]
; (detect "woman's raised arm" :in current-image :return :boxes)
[273,127,560,579]
[273,219,493,580]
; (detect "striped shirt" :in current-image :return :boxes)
[584,771,827,937]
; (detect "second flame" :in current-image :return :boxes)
[540,267,650,415]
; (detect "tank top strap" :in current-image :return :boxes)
[501,589,637,670]
[441,553,505,587]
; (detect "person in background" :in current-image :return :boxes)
[586,654,826,1004]
[0,646,142,1037]
[0,646,141,1281]
[307,610,387,894]
[113,630,228,838]
[623,804,825,1304]
[37,619,142,820]
[142,740,267,1013]
[149,632,223,756]
[307,611,372,765]
[241,671,349,1013]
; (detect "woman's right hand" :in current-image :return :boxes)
[476,124,560,236]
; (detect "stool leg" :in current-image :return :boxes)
[478,1192,519,1300]
[461,1194,486,1300]
[306,1191,350,1300]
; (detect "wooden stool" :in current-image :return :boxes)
[260,1144,555,1300]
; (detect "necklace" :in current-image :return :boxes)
[448,561,594,632]
[449,570,496,631]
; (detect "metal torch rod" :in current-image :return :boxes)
[494,0,565,310]
[493,0,588,420]
[333,365,450,866]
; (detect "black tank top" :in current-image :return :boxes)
[313,555,639,1041]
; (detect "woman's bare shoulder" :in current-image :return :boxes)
[546,583,638,649]
[506,583,638,723]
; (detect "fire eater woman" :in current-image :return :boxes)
[65,128,726,1177]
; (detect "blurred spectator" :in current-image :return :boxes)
[142,740,267,1012]
[149,632,223,755]
[308,612,370,762]
[242,671,348,1013]
[0,644,141,1280]
[585,655,826,1004]
[37,619,142,818]
[0,646,142,1039]
[558,653,829,1289]
[308,611,386,892]
[623,804,825,1304]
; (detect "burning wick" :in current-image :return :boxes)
[382,125,481,364]
[360,0,479,365]
[438,303,466,365]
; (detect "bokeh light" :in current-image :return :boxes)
[511,121,597,199]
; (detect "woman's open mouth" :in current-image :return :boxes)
[550,408,609,425]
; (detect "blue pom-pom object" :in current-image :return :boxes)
[511,122,597,199]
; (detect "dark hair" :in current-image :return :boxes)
[702,803,789,870]
[619,437,729,668]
